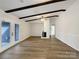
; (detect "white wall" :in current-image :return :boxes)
[30,23,43,36]
[56,0,79,51]
[50,17,56,25]
[30,18,55,37]
[30,18,51,38]
[20,21,31,40]
[0,9,31,53]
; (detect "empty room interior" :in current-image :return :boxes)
[0,0,79,59]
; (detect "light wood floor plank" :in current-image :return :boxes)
[0,37,79,59]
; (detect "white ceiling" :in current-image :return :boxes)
[0,0,52,10]
[0,0,77,21]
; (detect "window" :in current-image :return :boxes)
[15,24,19,41]
[1,22,10,48]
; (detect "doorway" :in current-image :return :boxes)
[51,25,55,38]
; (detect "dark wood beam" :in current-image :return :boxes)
[5,0,66,13]
[46,15,59,18]
[25,15,59,22]
[20,9,66,19]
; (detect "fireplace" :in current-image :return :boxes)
[42,32,46,37]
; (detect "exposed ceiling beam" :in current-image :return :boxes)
[20,9,66,19]
[25,15,59,22]
[5,0,66,13]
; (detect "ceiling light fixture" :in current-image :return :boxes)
[41,16,45,21]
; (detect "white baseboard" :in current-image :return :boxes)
[56,36,79,52]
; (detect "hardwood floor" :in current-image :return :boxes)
[0,37,79,59]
